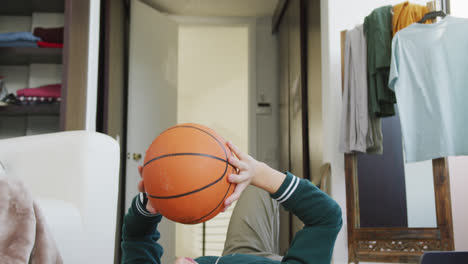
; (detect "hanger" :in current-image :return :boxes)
[418,10,447,23]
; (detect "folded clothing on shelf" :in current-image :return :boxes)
[0,32,40,42]
[1,93,19,105]
[37,41,63,48]
[17,95,61,105]
[16,84,61,98]
[0,32,41,48]
[0,93,60,106]
[33,27,63,44]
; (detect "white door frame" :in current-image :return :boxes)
[170,15,258,157]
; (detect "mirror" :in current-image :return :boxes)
[356,111,437,229]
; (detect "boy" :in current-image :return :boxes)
[121,142,342,264]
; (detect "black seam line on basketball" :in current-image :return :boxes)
[160,125,234,170]
[147,174,223,199]
[145,158,235,199]
[147,151,230,199]
[143,153,235,169]
[186,182,233,224]
[164,125,228,160]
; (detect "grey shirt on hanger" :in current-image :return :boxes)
[339,25,383,154]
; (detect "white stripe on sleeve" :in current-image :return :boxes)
[277,176,300,203]
[275,176,298,202]
[136,198,159,217]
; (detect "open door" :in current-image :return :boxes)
[126,0,178,262]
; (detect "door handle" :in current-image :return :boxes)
[133,153,142,161]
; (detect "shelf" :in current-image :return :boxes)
[1,0,64,16]
[0,103,60,116]
[0,47,62,65]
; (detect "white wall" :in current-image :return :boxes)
[320,0,446,263]
[255,17,280,170]
[85,0,101,131]
[448,157,468,251]
[447,0,468,252]
[178,26,249,152]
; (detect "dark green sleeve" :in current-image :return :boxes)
[271,172,343,264]
[121,194,164,264]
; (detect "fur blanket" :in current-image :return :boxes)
[0,174,62,264]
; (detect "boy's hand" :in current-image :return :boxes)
[137,141,264,214]
[174,257,198,264]
[223,141,263,211]
[137,166,158,214]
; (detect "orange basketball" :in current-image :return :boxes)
[142,123,236,224]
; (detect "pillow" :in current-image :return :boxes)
[36,199,87,264]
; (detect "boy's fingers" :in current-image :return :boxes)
[146,202,157,214]
[228,173,249,184]
[227,141,246,160]
[175,257,198,264]
[138,180,145,192]
[221,205,229,212]
[185,258,198,264]
[225,183,248,206]
[138,166,143,177]
[228,157,246,171]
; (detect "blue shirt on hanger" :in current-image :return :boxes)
[389,15,468,162]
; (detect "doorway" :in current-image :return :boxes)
[176,24,250,258]
[124,1,262,262]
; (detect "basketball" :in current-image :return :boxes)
[142,123,236,224]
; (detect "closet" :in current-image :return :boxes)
[0,0,90,139]
[0,1,64,139]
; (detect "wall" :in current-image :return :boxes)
[448,157,468,251]
[255,16,283,252]
[447,0,468,252]
[319,0,447,263]
[177,26,249,152]
[255,17,280,171]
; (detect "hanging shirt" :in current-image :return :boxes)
[339,25,383,154]
[364,5,396,117]
[393,1,430,36]
[389,16,468,162]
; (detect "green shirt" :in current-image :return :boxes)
[364,5,396,117]
[121,172,342,264]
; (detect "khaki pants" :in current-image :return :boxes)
[222,186,283,261]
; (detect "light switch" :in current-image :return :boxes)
[256,102,272,115]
